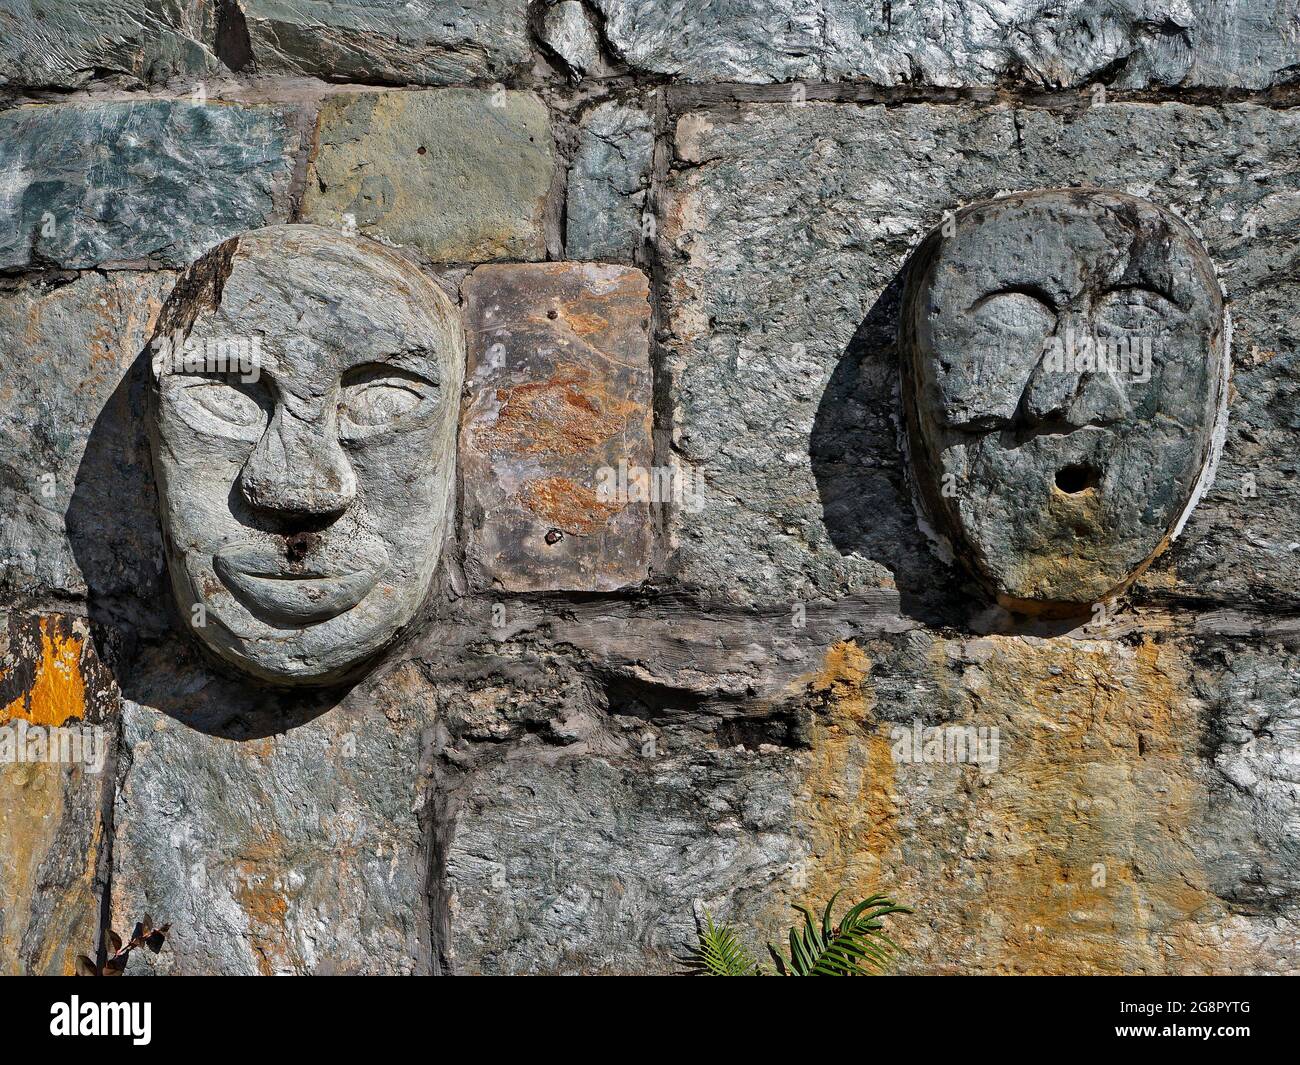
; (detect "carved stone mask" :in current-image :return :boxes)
[901,189,1227,612]
[149,225,464,684]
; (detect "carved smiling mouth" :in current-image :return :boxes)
[213,539,389,625]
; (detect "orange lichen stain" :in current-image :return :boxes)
[475,365,635,459]
[1,617,87,727]
[36,820,103,976]
[960,637,1219,974]
[518,476,623,534]
[544,303,609,338]
[233,832,298,977]
[786,641,901,922]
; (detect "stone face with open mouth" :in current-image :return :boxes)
[900,189,1227,614]
[149,224,465,684]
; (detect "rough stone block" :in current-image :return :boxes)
[565,101,654,261]
[0,613,119,975]
[541,0,602,79]
[445,750,803,974]
[0,101,297,270]
[301,90,554,263]
[461,262,653,592]
[662,101,1300,612]
[0,0,218,89]
[776,634,1298,974]
[592,0,1300,89]
[110,659,438,975]
[238,0,531,84]
[0,271,173,613]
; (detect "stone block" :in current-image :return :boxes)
[445,749,803,974]
[592,0,1300,89]
[239,0,531,84]
[110,658,438,975]
[662,101,1300,612]
[541,0,602,79]
[461,262,653,592]
[0,101,297,270]
[301,90,554,263]
[0,0,218,89]
[566,101,654,261]
[0,270,173,613]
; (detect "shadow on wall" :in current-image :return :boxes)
[65,349,344,739]
[809,267,979,631]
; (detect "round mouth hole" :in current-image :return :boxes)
[1055,464,1099,495]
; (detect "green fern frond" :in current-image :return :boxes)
[682,913,764,976]
[768,889,912,976]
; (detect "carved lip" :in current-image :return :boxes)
[213,539,388,625]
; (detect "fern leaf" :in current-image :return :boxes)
[682,913,762,975]
[769,892,912,976]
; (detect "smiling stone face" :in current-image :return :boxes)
[149,224,464,684]
[901,189,1227,613]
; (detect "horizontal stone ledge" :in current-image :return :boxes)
[662,81,1300,113]
[0,0,533,91]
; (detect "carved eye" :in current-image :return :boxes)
[187,379,265,427]
[338,365,437,437]
[165,375,269,441]
[970,288,1057,334]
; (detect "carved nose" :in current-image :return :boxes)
[1021,313,1130,428]
[239,408,356,520]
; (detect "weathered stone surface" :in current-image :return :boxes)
[0,0,1296,984]
[541,0,602,79]
[0,0,218,89]
[774,634,1300,975]
[301,90,554,263]
[663,102,1300,613]
[239,0,531,84]
[901,189,1227,612]
[439,628,1298,974]
[446,747,803,974]
[566,101,654,261]
[593,0,1300,89]
[1,613,118,975]
[0,101,297,271]
[1192,639,1300,920]
[461,262,653,592]
[149,225,465,686]
[0,271,173,612]
[111,655,437,975]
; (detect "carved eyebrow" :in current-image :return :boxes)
[340,361,440,390]
[967,284,1058,315]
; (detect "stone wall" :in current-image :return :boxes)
[2,1,1299,974]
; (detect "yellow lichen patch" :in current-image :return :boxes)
[782,635,1224,974]
[0,760,67,974]
[0,615,110,974]
[1,617,87,727]
[787,641,902,919]
[950,637,1216,973]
